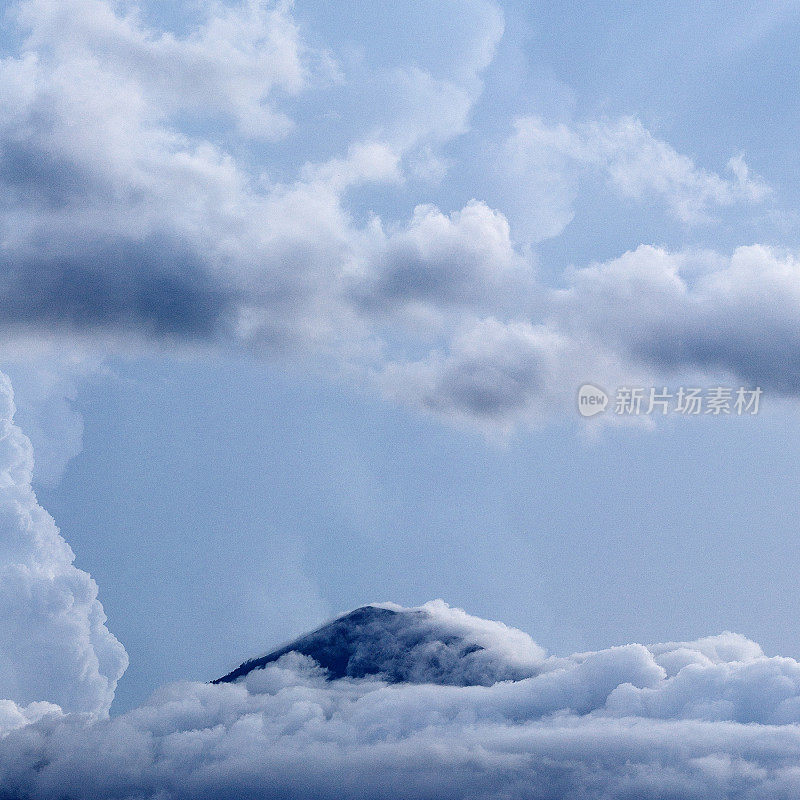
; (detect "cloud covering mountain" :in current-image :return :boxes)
[214,601,548,686]
[6,598,800,798]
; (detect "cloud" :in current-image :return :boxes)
[0,0,503,350]
[556,243,800,394]
[0,0,791,437]
[5,602,800,797]
[379,319,572,429]
[0,352,98,486]
[377,240,800,428]
[311,0,504,151]
[503,115,770,238]
[0,371,127,717]
[15,0,309,139]
[355,201,531,313]
[0,236,230,339]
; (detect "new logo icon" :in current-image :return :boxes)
[577,384,608,417]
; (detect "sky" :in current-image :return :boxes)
[2,1,800,796]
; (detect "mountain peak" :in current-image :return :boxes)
[214,601,547,687]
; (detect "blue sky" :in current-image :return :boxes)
[1,0,800,725]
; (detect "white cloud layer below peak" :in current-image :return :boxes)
[4,600,800,798]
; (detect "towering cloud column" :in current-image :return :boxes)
[0,372,127,716]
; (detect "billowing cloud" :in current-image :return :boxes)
[378,241,800,427]
[0,0,504,348]
[0,0,793,440]
[556,244,800,394]
[0,371,127,718]
[355,201,531,313]
[15,0,309,139]
[4,602,800,797]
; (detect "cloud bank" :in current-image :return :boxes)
[4,601,800,798]
[0,0,789,435]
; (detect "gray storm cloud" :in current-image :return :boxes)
[0,0,791,432]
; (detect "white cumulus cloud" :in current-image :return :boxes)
[0,371,127,718]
